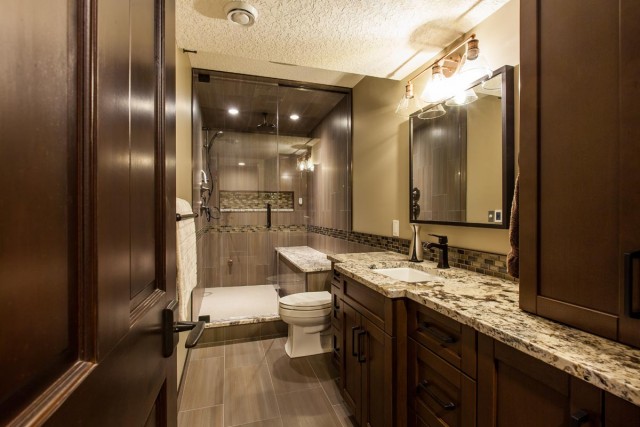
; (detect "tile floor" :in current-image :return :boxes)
[178,337,356,427]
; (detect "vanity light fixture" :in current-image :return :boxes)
[396,34,492,118]
[228,107,239,115]
[417,104,446,120]
[296,150,314,172]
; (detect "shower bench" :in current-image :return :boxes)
[275,246,332,296]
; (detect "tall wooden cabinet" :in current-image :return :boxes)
[520,0,640,347]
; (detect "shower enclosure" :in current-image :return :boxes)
[190,70,351,327]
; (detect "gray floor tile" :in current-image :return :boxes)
[276,387,342,427]
[224,362,279,426]
[178,405,224,427]
[264,342,319,394]
[307,353,343,405]
[234,418,283,427]
[180,357,224,411]
[332,403,357,427]
[225,340,266,368]
[191,345,225,360]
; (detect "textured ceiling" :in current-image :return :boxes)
[177,0,511,86]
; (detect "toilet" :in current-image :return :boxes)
[278,291,332,358]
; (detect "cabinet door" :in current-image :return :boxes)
[478,335,601,427]
[341,301,362,425]
[361,317,393,427]
[604,393,640,427]
[520,0,640,346]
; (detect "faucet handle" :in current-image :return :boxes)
[428,234,448,244]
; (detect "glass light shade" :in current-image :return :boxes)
[420,72,449,104]
[445,89,478,106]
[417,104,446,120]
[457,53,493,88]
[395,82,425,118]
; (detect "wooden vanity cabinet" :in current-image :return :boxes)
[477,334,602,427]
[331,270,406,427]
[520,0,640,347]
[407,301,477,427]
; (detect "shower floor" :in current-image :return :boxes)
[199,285,280,323]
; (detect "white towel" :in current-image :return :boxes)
[176,198,198,321]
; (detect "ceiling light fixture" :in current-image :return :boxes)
[396,34,492,119]
[223,1,258,27]
[228,107,239,115]
[290,114,300,120]
[238,162,245,166]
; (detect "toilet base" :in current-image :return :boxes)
[284,324,332,358]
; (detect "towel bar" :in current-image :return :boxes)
[176,212,198,221]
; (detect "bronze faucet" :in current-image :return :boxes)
[426,234,449,269]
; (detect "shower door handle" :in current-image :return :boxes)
[162,300,206,357]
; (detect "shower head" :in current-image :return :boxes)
[204,130,224,149]
[257,113,276,131]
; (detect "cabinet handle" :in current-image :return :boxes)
[418,380,456,410]
[418,322,456,344]
[570,409,589,427]
[357,330,367,363]
[351,326,360,357]
[333,295,340,311]
[624,251,640,318]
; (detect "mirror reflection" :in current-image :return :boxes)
[409,66,514,228]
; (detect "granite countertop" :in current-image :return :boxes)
[333,254,640,406]
[327,250,408,264]
[275,246,332,273]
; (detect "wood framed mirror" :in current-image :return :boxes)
[409,65,514,228]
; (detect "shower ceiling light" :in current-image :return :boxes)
[228,107,239,115]
[290,114,299,120]
[238,162,245,166]
[224,1,258,27]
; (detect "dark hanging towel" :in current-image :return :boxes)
[507,173,520,278]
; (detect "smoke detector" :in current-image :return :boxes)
[224,1,258,27]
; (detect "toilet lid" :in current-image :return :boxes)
[279,291,331,310]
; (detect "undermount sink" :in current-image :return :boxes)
[372,267,443,283]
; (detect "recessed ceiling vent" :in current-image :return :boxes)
[224,1,258,27]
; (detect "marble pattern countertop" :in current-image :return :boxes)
[205,313,280,328]
[327,250,408,264]
[333,254,640,406]
[275,246,332,273]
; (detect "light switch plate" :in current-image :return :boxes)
[392,220,399,237]
[494,210,502,223]
[298,197,303,206]
[488,210,495,222]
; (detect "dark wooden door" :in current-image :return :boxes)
[341,302,362,426]
[361,318,393,427]
[520,0,640,346]
[477,335,601,427]
[0,0,177,425]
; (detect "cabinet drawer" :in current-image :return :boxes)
[331,268,342,289]
[343,277,387,328]
[410,339,476,427]
[408,301,476,378]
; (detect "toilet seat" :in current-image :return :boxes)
[279,291,331,311]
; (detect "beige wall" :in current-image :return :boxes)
[176,46,192,202]
[175,45,192,389]
[352,0,519,254]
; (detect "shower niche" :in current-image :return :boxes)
[190,70,352,329]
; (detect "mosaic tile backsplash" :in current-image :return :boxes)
[307,225,515,281]
[220,191,294,211]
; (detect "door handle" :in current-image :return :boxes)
[418,322,456,344]
[418,380,456,410]
[624,251,640,318]
[351,326,360,357]
[162,300,206,357]
[357,330,367,363]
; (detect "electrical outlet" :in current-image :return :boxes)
[494,210,502,223]
[298,197,303,206]
[392,220,399,237]
[488,210,495,222]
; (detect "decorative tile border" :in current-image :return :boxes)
[207,224,307,233]
[307,225,516,282]
[220,190,294,211]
